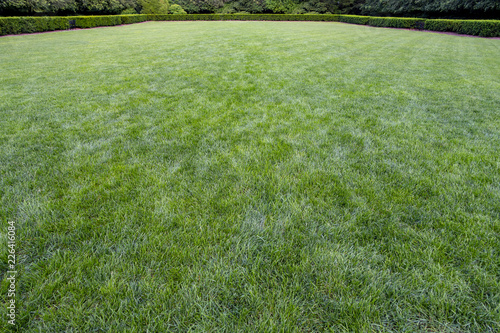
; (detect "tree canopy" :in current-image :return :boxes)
[0,0,498,18]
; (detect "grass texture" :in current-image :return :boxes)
[0,21,499,332]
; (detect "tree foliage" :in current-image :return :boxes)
[0,0,498,18]
[169,3,185,13]
[360,0,500,19]
[140,0,168,14]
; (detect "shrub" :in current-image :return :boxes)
[119,14,149,24]
[121,8,139,14]
[219,5,237,14]
[425,19,500,37]
[169,4,187,14]
[368,17,426,30]
[0,17,69,36]
[458,20,499,37]
[291,0,328,15]
[336,14,370,25]
[141,0,169,14]
[217,0,266,14]
[146,14,342,21]
[72,16,122,28]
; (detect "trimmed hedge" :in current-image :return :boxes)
[1,14,499,37]
[0,17,69,35]
[425,19,500,37]
[146,14,340,21]
[336,15,371,25]
[72,15,122,29]
[120,14,148,25]
[0,14,148,36]
[367,17,425,30]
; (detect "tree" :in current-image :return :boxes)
[140,0,169,14]
[360,0,500,18]
[78,0,124,14]
[169,3,185,12]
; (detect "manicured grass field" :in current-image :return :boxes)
[0,21,499,332]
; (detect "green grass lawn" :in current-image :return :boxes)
[0,21,499,332]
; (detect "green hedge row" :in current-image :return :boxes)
[120,14,148,25]
[73,14,148,28]
[147,14,498,36]
[0,17,69,35]
[1,14,499,37]
[72,15,122,29]
[337,14,425,28]
[424,19,500,37]
[0,14,148,36]
[146,14,341,21]
[367,17,426,30]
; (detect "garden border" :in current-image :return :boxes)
[1,14,499,37]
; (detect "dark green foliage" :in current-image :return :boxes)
[169,0,223,14]
[0,16,69,35]
[79,0,124,14]
[0,0,139,15]
[0,14,147,35]
[336,14,369,24]
[292,0,328,14]
[0,0,77,15]
[121,7,138,13]
[425,19,500,37]
[367,16,426,29]
[119,13,147,22]
[0,0,498,17]
[263,0,296,13]
[360,0,500,19]
[146,13,340,20]
[336,14,426,29]
[333,0,363,14]
[72,14,121,27]
[218,0,267,14]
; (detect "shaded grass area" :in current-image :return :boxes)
[0,21,499,331]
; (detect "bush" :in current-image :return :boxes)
[141,0,169,14]
[291,0,328,15]
[119,14,149,24]
[72,16,122,28]
[169,4,187,14]
[0,17,69,36]
[122,8,139,14]
[336,14,370,25]
[150,13,344,21]
[368,17,425,30]
[425,19,500,37]
[217,0,266,14]
[219,5,237,14]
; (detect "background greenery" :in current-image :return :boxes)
[1,21,499,332]
[145,14,500,37]
[2,14,499,37]
[1,0,499,18]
